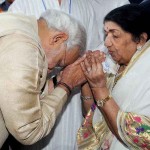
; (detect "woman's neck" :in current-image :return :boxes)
[118,65,126,74]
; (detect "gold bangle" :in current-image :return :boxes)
[81,95,93,101]
[96,95,111,107]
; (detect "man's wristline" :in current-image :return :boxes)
[57,82,72,96]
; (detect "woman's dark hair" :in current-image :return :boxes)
[104,4,150,41]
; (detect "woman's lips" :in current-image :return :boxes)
[108,50,113,56]
[108,51,116,59]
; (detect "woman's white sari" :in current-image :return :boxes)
[77,40,150,150]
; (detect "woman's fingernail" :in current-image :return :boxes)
[83,54,86,57]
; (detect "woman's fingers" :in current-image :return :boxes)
[93,51,105,61]
[95,56,103,72]
[72,54,86,66]
[80,51,107,88]
[80,51,105,76]
[84,57,92,72]
[91,54,97,72]
[81,61,89,76]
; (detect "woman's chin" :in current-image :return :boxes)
[111,55,117,61]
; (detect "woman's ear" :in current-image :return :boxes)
[140,32,148,45]
[136,33,148,51]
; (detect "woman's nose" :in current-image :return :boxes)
[104,36,112,48]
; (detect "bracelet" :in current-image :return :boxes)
[81,95,93,101]
[57,81,72,95]
[52,75,57,88]
[96,95,111,107]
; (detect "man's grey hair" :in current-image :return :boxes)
[40,9,87,54]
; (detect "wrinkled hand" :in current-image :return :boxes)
[81,50,107,88]
[60,55,87,90]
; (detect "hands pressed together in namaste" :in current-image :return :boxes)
[59,50,108,94]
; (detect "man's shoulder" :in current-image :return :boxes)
[0,13,38,40]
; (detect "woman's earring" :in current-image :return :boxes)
[137,45,142,51]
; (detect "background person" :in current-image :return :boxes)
[0,0,14,12]
[140,0,150,14]
[9,0,100,50]
[129,0,143,3]
[89,0,130,40]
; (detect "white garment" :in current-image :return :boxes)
[9,0,101,50]
[0,0,4,4]
[90,0,130,39]
[92,41,150,150]
[9,0,101,150]
[112,41,150,149]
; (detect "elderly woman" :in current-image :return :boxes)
[77,4,150,150]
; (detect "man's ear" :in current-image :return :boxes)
[50,32,68,45]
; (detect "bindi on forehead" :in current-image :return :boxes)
[104,25,109,32]
[104,21,122,32]
[104,26,121,35]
